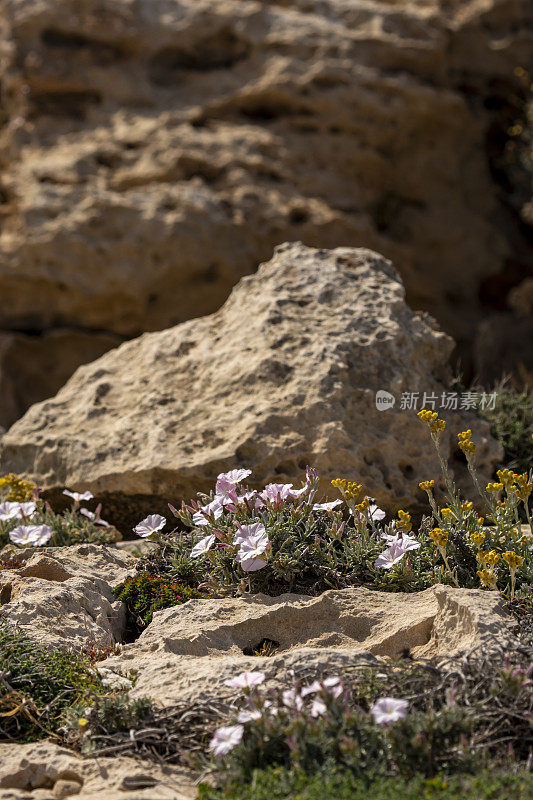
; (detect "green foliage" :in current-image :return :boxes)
[113,573,206,636]
[477,382,533,476]
[62,694,155,752]
[0,624,103,741]
[198,767,533,800]
[203,650,532,792]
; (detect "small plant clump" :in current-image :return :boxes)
[0,478,117,550]
[113,573,207,637]
[476,381,533,477]
[128,415,531,605]
[200,649,532,797]
[0,624,104,741]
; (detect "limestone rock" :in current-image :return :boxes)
[0,740,195,800]
[0,0,531,419]
[0,244,502,520]
[0,545,135,649]
[101,584,515,707]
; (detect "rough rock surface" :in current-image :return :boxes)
[101,584,515,706]
[0,545,135,648]
[0,0,532,421]
[0,740,195,800]
[0,244,502,521]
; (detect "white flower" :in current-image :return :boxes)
[0,501,37,521]
[237,708,262,723]
[282,688,304,711]
[368,504,386,521]
[301,680,322,697]
[63,489,94,503]
[381,532,420,551]
[80,507,110,527]
[9,524,52,547]
[374,542,408,570]
[313,500,343,512]
[236,525,269,572]
[191,533,216,559]
[259,483,295,504]
[216,469,252,497]
[209,724,244,756]
[233,522,266,546]
[193,495,225,527]
[225,671,266,689]
[133,514,166,537]
[310,697,327,717]
[370,697,408,725]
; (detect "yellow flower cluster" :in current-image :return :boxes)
[0,473,35,502]
[497,468,516,486]
[480,550,500,567]
[331,479,362,502]
[470,530,485,547]
[502,551,523,571]
[417,409,446,435]
[462,501,474,512]
[396,509,412,532]
[514,473,533,501]
[355,498,369,512]
[441,507,454,520]
[419,479,435,492]
[477,568,498,589]
[457,430,476,455]
[486,482,504,493]
[428,527,448,548]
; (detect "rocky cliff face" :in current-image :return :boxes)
[0,0,531,428]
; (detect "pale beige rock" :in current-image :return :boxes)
[0,244,502,518]
[0,740,195,800]
[0,0,531,418]
[101,584,515,706]
[0,545,135,649]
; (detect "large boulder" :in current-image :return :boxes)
[0,0,531,422]
[0,544,135,649]
[0,244,501,526]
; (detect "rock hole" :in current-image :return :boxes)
[242,638,280,657]
[289,207,309,225]
[0,583,12,605]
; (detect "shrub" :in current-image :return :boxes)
[202,649,532,792]
[476,381,533,476]
[113,573,207,637]
[0,624,103,741]
[0,478,117,549]
[198,767,533,800]
[131,415,532,602]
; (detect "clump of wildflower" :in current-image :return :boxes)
[502,551,523,600]
[419,480,435,493]
[370,697,409,725]
[470,530,485,548]
[457,429,476,456]
[0,474,36,502]
[396,509,412,533]
[418,409,446,436]
[477,568,498,589]
[486,482,504,494]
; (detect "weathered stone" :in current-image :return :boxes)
[0,244,502,520]
[0,0,531,418]
[0,741,195,800]
[0,545,135,649]
[101,584,516,706]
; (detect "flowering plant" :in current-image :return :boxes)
[0,477,117,549]
[138,467,439,596]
